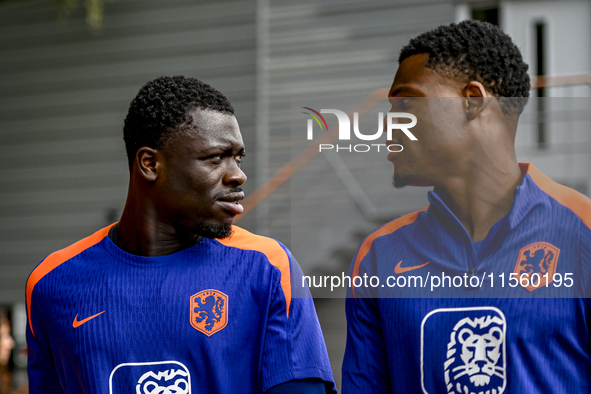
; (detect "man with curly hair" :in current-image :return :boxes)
[26,76,336,394]
[343,20,591,393]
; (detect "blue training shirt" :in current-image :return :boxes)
[342,163,591,393]
[26,225,336,393]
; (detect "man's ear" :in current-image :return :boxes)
[462,81,490,121]
[135,147,160,182]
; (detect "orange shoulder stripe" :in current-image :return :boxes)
[217,226,292,317]
[352,206,428,298]
[521,162,591,229]
[26,223,115,337]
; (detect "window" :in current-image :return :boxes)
[471,6,499,26]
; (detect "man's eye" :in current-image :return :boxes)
[389,98,413,111]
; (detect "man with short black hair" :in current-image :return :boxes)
[26,76,336,393]
[343,20,591,393]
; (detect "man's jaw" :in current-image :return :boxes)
[196,221,233,239]
[392,174,412,189]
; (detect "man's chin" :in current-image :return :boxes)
[392,174,413,189]
[197,222,233,239]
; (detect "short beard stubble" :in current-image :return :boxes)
[197,222,233,239]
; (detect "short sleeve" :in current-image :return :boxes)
[580,223,591,309]
[342,248,391,393]
[260,248,336,393]
[27,284,64,393]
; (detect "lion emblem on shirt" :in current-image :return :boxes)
[190,289,228,336]
[513,242,560,291]
[520,248,554,275]
[136,368,189,394]
[444,315,506,394]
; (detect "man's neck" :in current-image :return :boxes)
[434,162,523,242]
[114,197,202,257]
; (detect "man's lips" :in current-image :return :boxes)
[387,140,401,162]
[217,193,245,215]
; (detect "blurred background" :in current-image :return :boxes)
[0,0,590,391]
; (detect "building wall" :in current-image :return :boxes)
[455,0,591,194]
[455,0,591,81]
[0,0,258,304]
[500,0,591,190]
[501,0,591,86]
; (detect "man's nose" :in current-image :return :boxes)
[223,162,247,186]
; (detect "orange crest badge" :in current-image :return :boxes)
[513,242,560,291]
[190,289,228,336]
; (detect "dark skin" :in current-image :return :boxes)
[387,53,523,242]
[116,109,247,256]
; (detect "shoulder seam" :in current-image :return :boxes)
[216,226,290,260]
[525,163,591,229]
[351,206,428,298]
[217,226,292,318]
[26,224,115,337]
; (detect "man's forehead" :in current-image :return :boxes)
[166,108,244,152]
[189,107,238,132]
[190,108,236,129]
[394,53,431,84]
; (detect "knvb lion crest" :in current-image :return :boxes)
[513,242,560,291]
[136,369,189,394]
[190,289,228,336]
[109,361,191,394]
[420,307,507,394]
[444,315,506,394]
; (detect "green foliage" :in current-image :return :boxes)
[54,0,114,31]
